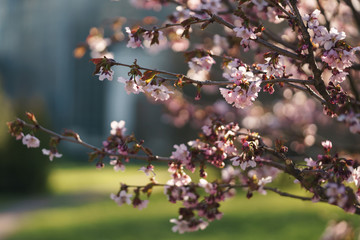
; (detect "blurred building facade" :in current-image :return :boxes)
[0,0,181,154]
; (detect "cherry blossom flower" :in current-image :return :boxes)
[171,144,190,162]
[170,218,190,234]
[303,9,321,29]
[257,176,273,195]
[183,191,199,208]
[97,67,114,81]
[42,149,62,161]
[219,84,260,109]
[146,85,173,101]
[329,71,348,84]
[188,56,216,73]
[199,179,217,194]
[167,172,192,187]
[322,28,346,51]
[109,157,126,172]
[22,134,40,148]
[304,157,317,167]
[233,27,257,49]
[139,165,155,176]
[223,65,248,83]
[201,125,212,136]
[110,190,132,206]
[143,30,168,53]
[350,167,360,187]
[118,76,145,94]
[322,140,333,152]
[110,120,127,136]
[259,55,286,78]
[325,183,348,209]
[170,218,208,234]
[132,198,149,210]
[125,27,142,49]
[230,156,256,170]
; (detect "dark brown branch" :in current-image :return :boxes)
[351,64,360,71]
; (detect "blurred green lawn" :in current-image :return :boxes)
[4,162,360,240]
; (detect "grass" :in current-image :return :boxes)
[4,162,360,240]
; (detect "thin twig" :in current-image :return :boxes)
[316,0,331,29]
[263,187,313,201]
[113,61,314,86]
[211,14,302,60]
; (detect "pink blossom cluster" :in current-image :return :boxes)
[325,183,355,213]
[188,56,216,73]
[165,178,227,233]
[233,26,257,51]
[110,188,149,210]
[118,76,174,101]
[305,9,359,84]
[219,81,261,109]
[220,60,262,108]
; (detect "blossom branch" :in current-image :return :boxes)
[288,0,334,111]
[113,60,314,86]
[18,119,171,162]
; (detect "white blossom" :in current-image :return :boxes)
[42,149,62,161]
[22,134,40,148]
[110,190,132,206]
[110,120,127,136]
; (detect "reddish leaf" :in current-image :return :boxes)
[90,58,103,65]
[140,70,158,84]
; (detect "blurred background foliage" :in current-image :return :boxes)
[0,79,50,194]
[0,0,360,239]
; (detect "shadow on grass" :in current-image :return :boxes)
[7,210,328,240]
